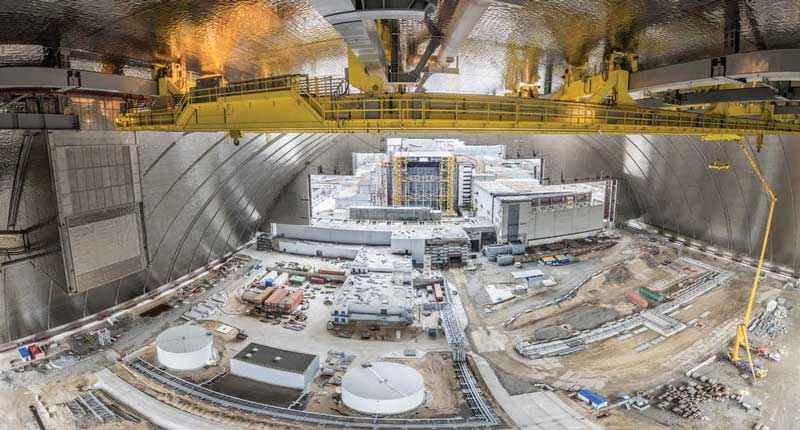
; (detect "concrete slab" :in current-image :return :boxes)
[471,354,600,430]
[485,284,515,304]
[471,327,508,353]
[508,392,602,430]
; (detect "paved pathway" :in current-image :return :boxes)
[94,369,224,430]
[471,354,602,430]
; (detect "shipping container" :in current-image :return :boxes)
[242,287,274,304]
[319,268,346,277]
[625,290,649,309]
[17,345,30,361]
[310,276,326,284]
[578,389,607,409]
[265,288,289,311]
[290,275,306,285]
[280,291,304,313]
[638,287,665,304]
[497,254,514,266]
[28,344,42,359]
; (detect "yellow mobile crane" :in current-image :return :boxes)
[705,134,776,380]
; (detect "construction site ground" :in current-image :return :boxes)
[450,229,791,429]
[220,249,450,364]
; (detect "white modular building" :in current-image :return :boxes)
[511,269,545,287]
[473,179,605,246]
[230,343,320,390]
[155,325,214,371]
[341,362,426,415]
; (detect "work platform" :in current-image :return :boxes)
[115,74,800,136]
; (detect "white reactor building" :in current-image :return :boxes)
[341,362,426,415]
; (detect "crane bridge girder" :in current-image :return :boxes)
[115,75,800,136]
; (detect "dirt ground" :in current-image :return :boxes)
[453,230,791,429]
[386,352,467,417]
[136,326,234,385]
[305,352,466,418]
[505,252,679,336]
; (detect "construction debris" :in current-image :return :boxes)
[604,264,630,283]
[655,379,731,420]
[655,372,760,421]
[750,299,790,338]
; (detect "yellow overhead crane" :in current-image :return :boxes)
[704,134,776,381]
[551,52,639,106]
[115,53,800,136]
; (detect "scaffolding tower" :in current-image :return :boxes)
[391,153,456,215]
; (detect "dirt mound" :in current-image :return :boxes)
[560,305,619,331]
[533,325,572,341]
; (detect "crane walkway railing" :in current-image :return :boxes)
[116,74,800,135]
[318,94,800,133]
[120,74,347,128]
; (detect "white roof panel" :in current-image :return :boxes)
[156,324,213,354]
[342,362,424,400]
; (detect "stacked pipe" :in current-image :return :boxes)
[655,377,731,420]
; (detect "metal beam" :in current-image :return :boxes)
[436,0,491,68]
[677,87,779,105]
[629,49,800,98]
[0,67,156,96]
[7,133,34,227]
[0,113,77,129]
[114,75,800,136]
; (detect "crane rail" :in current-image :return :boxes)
[128,357,497,428]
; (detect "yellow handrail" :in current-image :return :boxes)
[115,75,800,135]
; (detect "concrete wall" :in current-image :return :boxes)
[274,224,391,245]
[390,236,426,264]
[277,240,360,259]
[502,203,604,245]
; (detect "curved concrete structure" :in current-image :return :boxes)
[342,362,426,415]
[156,325,214,371]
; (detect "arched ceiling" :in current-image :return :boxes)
[1,0,798,91]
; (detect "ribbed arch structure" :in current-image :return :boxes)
[1,130,799,343]
[0,131,336,341]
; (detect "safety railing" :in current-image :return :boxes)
[116,74,349,128]
[116,77,800,134]
[319,94,800,133]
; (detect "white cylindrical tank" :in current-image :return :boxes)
[155,325,214,371]
[341,362,425,415]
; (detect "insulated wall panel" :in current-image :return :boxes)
[48,131,147,293]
